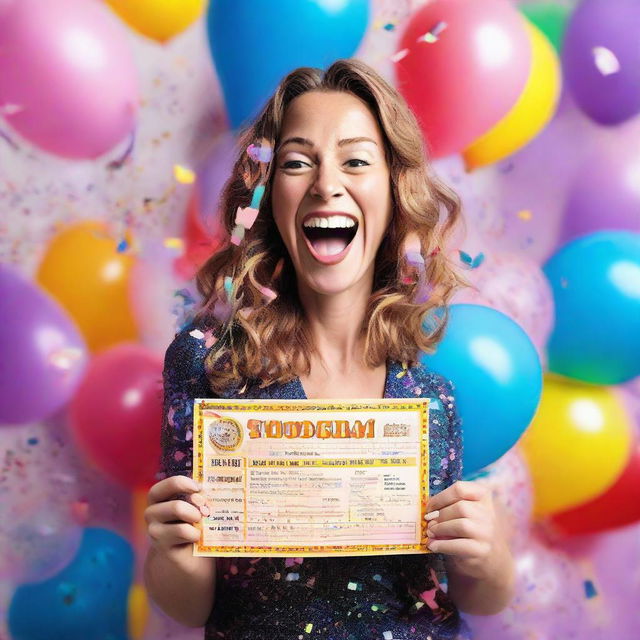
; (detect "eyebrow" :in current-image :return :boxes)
[276,136,378,153]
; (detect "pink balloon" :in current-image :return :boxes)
[0,0,138,159]
[395,0,532,158]
[452,250,554,359]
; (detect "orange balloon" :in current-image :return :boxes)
[36,221,138,352]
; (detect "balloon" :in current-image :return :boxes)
[207,0,370,130]
[562,0,640,125]
[420,304,543,474]
[543,231,640,385]
[0,420,83,583]
[0,265,88,425]
[462,19,561,170]
[519,2,570,53]
[69,344,163,489]
[451,250,555,358]
[549,441,640,536]
[520,375,633,518]
[173,191,224,281]
[394,0,532,158]
[560,118,640,243]
[36,221,139,353]
[106,0,205,43]
[196,130,237,235]
[0,0,138,159]
[8,528,133,640]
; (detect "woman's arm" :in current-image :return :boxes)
[144,536,217,627]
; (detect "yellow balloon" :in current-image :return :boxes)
[106,0,206,43]
[127,583,150,640]
[519,375,632,518]
[462,19,561,170]
[36,221,138,353]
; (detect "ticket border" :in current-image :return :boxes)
[193,399,430,557]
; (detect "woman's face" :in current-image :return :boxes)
[271,90,393,297]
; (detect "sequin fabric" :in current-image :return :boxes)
[160,321,471,640]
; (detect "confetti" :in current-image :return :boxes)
[247,143,273,163]
[304,623,313,633]
[250,184,266,209]
[116,238,129,253]
[164,236,184,250]
[418,21,448,44]
[584,579,598,599]
[391,48,410,63]
[458,250,485,269]
[173,164,196,184]
[383,632,394,640]
[235,205,260,230]
[517,209,533,221]
[189,329,205,339]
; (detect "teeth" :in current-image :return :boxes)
[303,215,356,229]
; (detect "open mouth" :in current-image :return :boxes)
[301,223,358,257]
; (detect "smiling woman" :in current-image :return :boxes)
[192,59,468,396]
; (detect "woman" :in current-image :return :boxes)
[144,58,515,639]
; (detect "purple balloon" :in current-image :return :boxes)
[195,130,238,236]
[0,265,88,424]
[562,0,640,125]
[561,118,640,243]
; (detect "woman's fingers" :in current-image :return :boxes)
[148,520,201,548]
[145,498,202,526]
[147,475,200,505]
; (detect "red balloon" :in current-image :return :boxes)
[173,192,223,281]
[550,442,640,536]
[394,0,532,158]
[69,344,163,489]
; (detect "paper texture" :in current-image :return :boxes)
[192,398,430,557]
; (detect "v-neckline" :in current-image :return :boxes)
[292,358,398,401]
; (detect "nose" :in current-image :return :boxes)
[308,162,344,201]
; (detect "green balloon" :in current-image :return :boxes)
[520,2,571,53]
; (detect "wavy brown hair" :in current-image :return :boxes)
[194,58,468,394]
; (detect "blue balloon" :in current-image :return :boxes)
[207,0,370,129]
[544,231,640,384]
[8,528,133,640]
[420,304,542,475]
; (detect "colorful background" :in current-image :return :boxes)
[1,0,639,638]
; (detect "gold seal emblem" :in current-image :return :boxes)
[207,416,243,452]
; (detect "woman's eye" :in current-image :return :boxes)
[281,160,308,169]
[346,159,369,168]
[281,159,369,170]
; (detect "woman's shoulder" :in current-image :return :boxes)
[406,360,456,399]
[163,317,224,379]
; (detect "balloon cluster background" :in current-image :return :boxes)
[1,0,639,638]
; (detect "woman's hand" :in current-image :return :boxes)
[145,475,209,553]
[425,480,510,581]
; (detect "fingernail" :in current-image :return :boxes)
[425,510,440,522]
[199,505,210,517]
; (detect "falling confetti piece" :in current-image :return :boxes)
[584,579,598,599]
[258,285,277,302]
[418,21,448,43]
[247,143,273,163]
[116,238,128,253]
[592,46,620,76]
[517,209,533,221]
[458,250,485,269]
[250,184,266,209]
[304,623,313,633]
[189,329,205,339]
[173,164,196,184]
[235,205,260,229]
[231,225,245,245]
[383,22,396,31]
[0,103,25,116]
[391,48,410,63]
[107,129,136,170]
[347,581,358,590]
[383,632,394,640]
[164,237,184,250]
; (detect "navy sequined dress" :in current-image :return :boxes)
[160,321,471,640]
